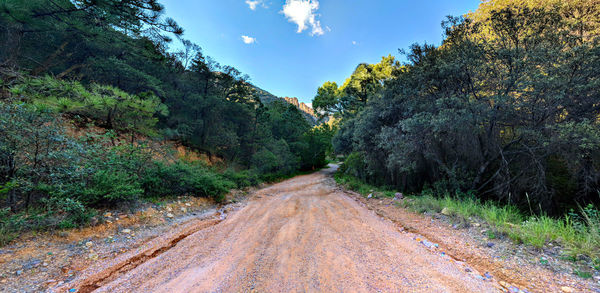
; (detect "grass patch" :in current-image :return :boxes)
[335,172,600,262]
[574,270,593,279]
[334,172,395,197]
[403,193,600,260]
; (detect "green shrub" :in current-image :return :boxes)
[223,169,261,188]
[339,152,368,181]
[297,124,334,171]
[189,171,234,202]
[42,197,95,228]
[142,161,195,198]
[142,161,235,202]
[0,198,95,245]
[81,169,143,205]
[0,208,18,246]
[334,172,387,196]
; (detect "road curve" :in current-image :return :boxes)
[85,166,499,292]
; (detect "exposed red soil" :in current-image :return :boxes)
[56,166,505,292]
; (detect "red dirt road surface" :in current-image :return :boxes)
[57,166,502,292]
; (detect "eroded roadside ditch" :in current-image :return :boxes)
[52,204,241,293]
[75,217,224,293]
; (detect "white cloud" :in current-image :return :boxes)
[352,41,357,45]
[241,35,257,44]
[282,0,325,36]
[245,0,261,10]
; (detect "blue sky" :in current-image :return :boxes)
[162,0,481,105]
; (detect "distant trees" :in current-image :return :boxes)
[312,55,399,118]
[323,0,600,214]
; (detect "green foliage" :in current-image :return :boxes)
[42,197,95,229]
[0,208,18,246]
[222,169,261,189]
[0,100,248,244]
[312,81,341,118]
[2,0,329,175]
[189,171,234,203]
[141,160,234,202]
[339,152,369,181]
[11,76,168,136]
[321,1,600,214]
[335,172,381,196]
[252,140,297,175]
[297,124,335,171]
[313,55,400,118]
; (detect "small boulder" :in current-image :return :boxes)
[508,286,520,293]
[441,207,451,216]
[421,240,434,248]
[367,194,373,199]
[561,286,574,293]
[486,242,495,248]
[121,229,131,234]
[394,192,403,199]
[85,241,93,248]
[166,213,174,218]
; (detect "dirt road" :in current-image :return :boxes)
[61,166,501,292]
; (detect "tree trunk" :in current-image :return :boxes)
[57,63,85,78]
[32,41,69,76]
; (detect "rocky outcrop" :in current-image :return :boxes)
[282,97,316,120]
[250,83,319,125]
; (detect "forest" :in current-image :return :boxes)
[315,0,600,215]
[0,0,333,242]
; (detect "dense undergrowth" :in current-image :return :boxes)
[335,171,600,268]
[0,75,333,246]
